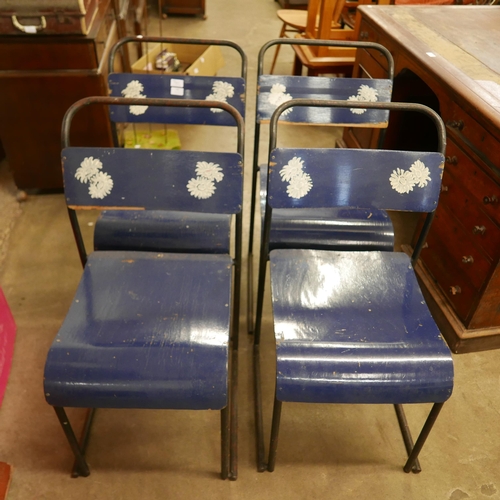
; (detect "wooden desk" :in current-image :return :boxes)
[347,5,500,352]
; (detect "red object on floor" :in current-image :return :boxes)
[0,287,15,407]
[0,463,11,500]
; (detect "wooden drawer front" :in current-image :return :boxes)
[445,138,500,227]
[356,47,389,80]
[421,206,484,323]
[440,167,500,261]
[443,104,500,182]
[357,19,391,73]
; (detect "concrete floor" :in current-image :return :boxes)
[1,1,500,498]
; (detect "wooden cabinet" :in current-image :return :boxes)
[0,0,116,190]
[348,6,500,353]
[160,0,206,18]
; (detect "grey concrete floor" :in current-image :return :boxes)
[0,1,500,498]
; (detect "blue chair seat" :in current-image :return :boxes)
[94,210,231,253]
[270,249,453,405]
[44,250,232,410]
[260,166,395,251]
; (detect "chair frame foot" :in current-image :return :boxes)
[267,395,282,473]
[253,344,267,472]
[53,406,93,477]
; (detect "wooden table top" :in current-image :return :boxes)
[358,5,500,127]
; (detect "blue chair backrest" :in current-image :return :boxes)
[257,75,391,125]
[268,147,444,212]
[62,147,243,215]
[108,73,246,126]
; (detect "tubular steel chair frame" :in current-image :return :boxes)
[253,98,452,473]
[248,38,395,337]
[48,96,244,480]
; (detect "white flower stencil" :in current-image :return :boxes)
[268,83,293,116]
[187,177,216,199]
[279,156,313,199]
[409,159,431,188]
[187,160,224,199]
[389,160,432,194]
[75,157,103,183]
[279,156,304,182]
[348,84,379,115]
[205,81,235,113]
[287,172,313,199]
[75,156,113,199]
[88,172,114,199]
[195,161,224,182]
[122,79,148,116]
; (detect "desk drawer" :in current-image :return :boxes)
[445,138,500,227]
[440,166,500,262]
[421,205,486,323]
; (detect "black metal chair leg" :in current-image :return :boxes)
[253,344,266,472]
[267,395,282,472]
[394,404,421,473]
[229,347,238,481]
[221,405,230,480]
[53,407,91,477]
[403,402,445,474]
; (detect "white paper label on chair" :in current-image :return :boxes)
[170,79,184,87]
[389,160,431,194]
[75,157,113,199]
[280,156,313,199]
[171,87,184,96]
[347,84,379,115]
[268,83,293,116]
[121,80,148,116]
[187,161,224,199]
[205,81,235,113]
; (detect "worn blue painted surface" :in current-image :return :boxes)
[270,250,454,404]
[257,76,391,125]
[44,251,232,409]
[94,210,231,253]
[268,148,444,211]
[259,164,394,251]
[108,73,245,125]
[62,147,243,214]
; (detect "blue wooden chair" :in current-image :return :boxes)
[92,36,246,254]
[43,96,244,480]
[253,99,454,473]
[247,39,395,334]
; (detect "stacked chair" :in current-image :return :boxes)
[43,96,244,479]
[253,98,454,473]
[248,38,396,336]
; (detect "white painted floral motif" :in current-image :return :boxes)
[195,161,224,182]
[268,83,293,116]
[187,176,216,199]
[389,160,432,194]
[205,81,235,113]
[279,156,304,182]
[187,161,224,199]
[88,171,114,199]
[121,80,148,116]
[75,157,114,199]
[75,156,102,183]
[348,84,379,115]
[279,156,313,199]
[409,159,431,188]
[287,172,313,199]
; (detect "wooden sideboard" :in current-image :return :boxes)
[160,0,206,18]
[0,0,118,191]
[345,5,500,352]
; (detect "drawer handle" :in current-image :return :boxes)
[359,31,369,40]
[483,195,498,205]
[441,185,449,192]
[11,15,47,34]
[473,225,486,235]
[445,156,458,166]
[462,256,474,264]
[447,120,464,131]
[449,286,461,295]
